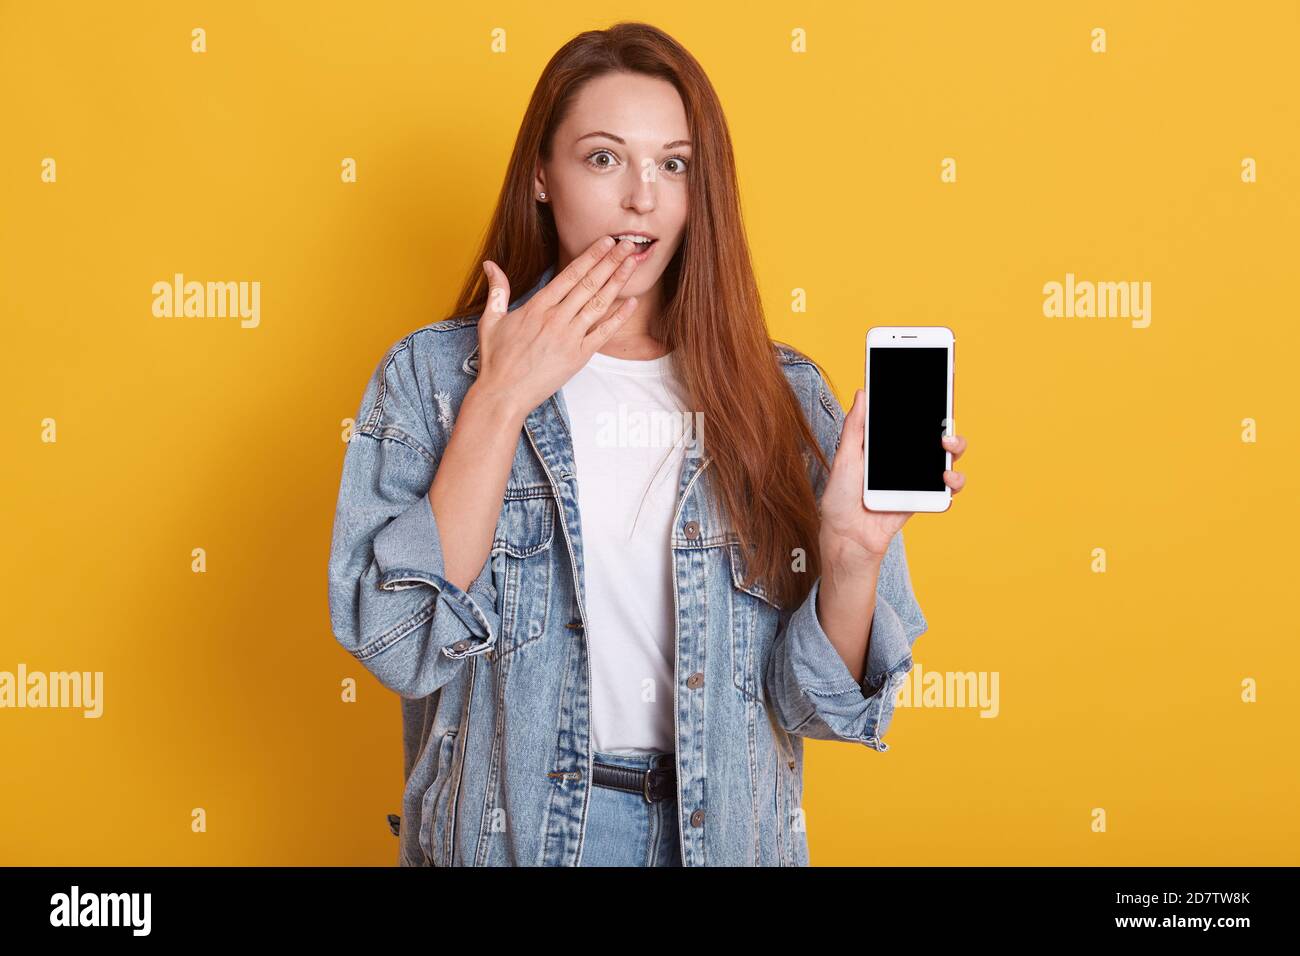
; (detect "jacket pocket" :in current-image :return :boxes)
[418,726,460,866]
[491,483,558,657]
[493,484,556,558]
[727,540,781,702]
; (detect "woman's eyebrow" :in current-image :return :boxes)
[575,130,692,149]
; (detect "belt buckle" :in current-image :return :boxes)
[643,764,674,803]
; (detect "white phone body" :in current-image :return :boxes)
[863,326,955,513]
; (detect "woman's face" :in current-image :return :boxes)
[536,71,690,299]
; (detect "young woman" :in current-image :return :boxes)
[327,21,967,867]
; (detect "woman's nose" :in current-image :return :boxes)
[623,164,657,212]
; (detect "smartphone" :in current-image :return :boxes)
[863,326,955,513]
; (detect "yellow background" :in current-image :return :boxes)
[2,1,1297,865]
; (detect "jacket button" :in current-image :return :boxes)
[565,619,582,630]
[690,809,705,827]
[683,520,700,539]
[451,640,470,653]
[686,672,704,689]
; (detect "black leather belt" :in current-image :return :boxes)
[592,759,677,803]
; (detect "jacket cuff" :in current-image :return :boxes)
[372,492,497,658]
[783,576,914,752]
[859,584,916,699]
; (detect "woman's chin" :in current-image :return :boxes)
[620,270,660,298]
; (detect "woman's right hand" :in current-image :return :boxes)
[472,236,643,417]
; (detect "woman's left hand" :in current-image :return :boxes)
[818,388,967,562]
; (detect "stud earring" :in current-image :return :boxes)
[537,191,547,201]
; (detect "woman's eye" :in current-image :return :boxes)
[585,149,618,169]
[663,156,688,175]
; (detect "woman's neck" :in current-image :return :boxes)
[594,280,669,359]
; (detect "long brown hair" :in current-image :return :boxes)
[447,21,833,609]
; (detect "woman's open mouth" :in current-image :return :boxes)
[611,234,657,262]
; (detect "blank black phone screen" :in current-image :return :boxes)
[867,346,948,491]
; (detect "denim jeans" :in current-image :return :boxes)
[578,751,682,867]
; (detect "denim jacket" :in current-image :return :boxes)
[326,265,928,866]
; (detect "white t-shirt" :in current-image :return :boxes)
[560,348,693,755]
